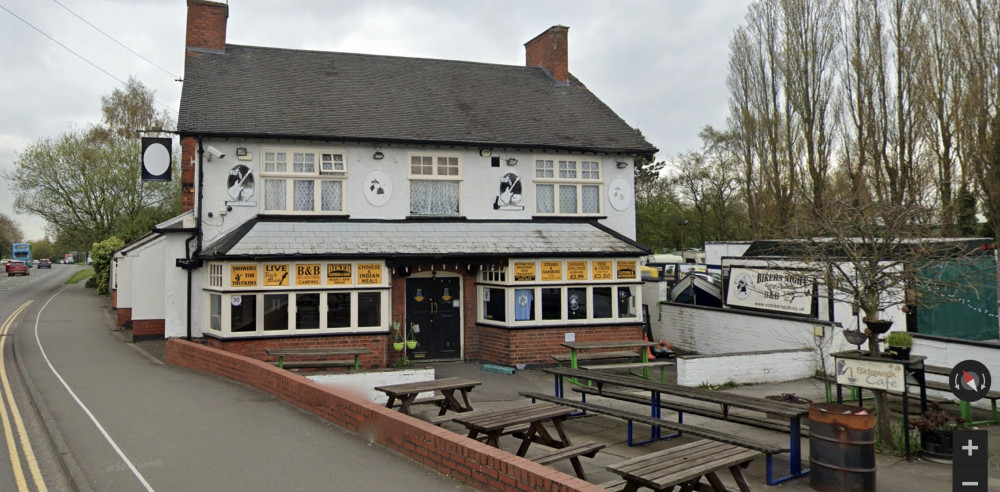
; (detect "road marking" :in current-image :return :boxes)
[0,300,46,492]
[33,286,155,491]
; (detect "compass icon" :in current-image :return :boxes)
[950,360,992,403]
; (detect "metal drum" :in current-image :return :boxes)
[809,402,876,492]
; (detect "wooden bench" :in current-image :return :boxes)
[530,441,605,480]
[571,386,810,437]
[908,377,1000,425]
[550,350,640,365]
[520,391,787,456]
[583,360,675,382]
[607,440,761,492]
[266,347,371,371]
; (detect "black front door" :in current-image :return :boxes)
[406,277,461,360]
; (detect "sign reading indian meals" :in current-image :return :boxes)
[514,262,536,282]
[541,261,562,281]
[592,260,613,280]
[726,267,812,315]
[357,263,382,285]
[295,264,321,285]
[566,261,588,281]
[230,264,258,287]
[263,264,290,286]
[326,264,352,285]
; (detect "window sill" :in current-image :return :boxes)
[203,329,389,340]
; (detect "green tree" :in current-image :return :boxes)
[4,78,179,251]
[91,236,124,295]
[0,213,24,258]
[29,238,57,261]
[634,156,683,252]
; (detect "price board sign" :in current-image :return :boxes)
[514,262,536,282]
[592,260,613,280]
[357,263,382,285]
[264,264,290,286]
[567,261,588,281]
[616,260,637,280]
[326,264,352,285]
[230,264,258,287]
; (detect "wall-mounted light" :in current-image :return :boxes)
[616,160,629,169]
[373,151,385,160]
[506,158,518,166]
[479,148,492,157]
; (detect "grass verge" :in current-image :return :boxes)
[67,269,95,284]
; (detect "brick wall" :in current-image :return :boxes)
[473,324,643,366]
[111,289,117,309]
[117,308,132,328]
[165,339,603,492]
[133,319,165,340]
[525,26,569,83]
[201,334,390,369]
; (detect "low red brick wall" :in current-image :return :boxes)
[132,319,165,340]
[201,334,389,369]
[116,307,132,328]
[473,324,644,366]
[165,339,603,492]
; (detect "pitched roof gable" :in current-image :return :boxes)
[179,44,656,155]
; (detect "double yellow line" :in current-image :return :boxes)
[0,301,46,492]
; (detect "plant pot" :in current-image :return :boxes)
[393,342,405,351]
[920,428,953,462]
[406,340,418,350]
[843,330,869,346]
[863,319,894,334]
[888,346,911,360]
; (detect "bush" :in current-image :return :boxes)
[85,276,97,288]
[90,236,124,295]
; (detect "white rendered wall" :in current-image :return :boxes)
[912,335,1000,410]
[308,367,435,404]
[129,238,165,320]
[117,255,133,309]
[677,349,814,386]
[163,234,191,338]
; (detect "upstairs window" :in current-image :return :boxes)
[262,148,346,214]
[534,158,602,215]
[410,154,461,215]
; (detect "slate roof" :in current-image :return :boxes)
[179,44,656,155]
[200,220,649,259]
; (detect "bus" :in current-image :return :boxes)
[11,243,31,267]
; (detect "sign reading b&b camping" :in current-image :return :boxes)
[726,267,813,316]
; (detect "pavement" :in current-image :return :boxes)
[111,304,999,490]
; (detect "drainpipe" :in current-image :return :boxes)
[185,233,196,341]
[183,138,207,341]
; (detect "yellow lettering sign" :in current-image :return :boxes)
[514,262,536,282]
[357,263,382,285]
[230,264,258,287]
[541,261,563,281]
[592,261,613,280]
[264,264,290,286]
[616,260,637,280]
[296,264,321,285]
[326,264,352,286]
[567,261,588,281]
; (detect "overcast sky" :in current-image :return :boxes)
[0,0,752,241]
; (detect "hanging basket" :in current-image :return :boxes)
[842,330,868,346]
[863,319,894,334]
[406,340,418,350]
[393,342,405,351]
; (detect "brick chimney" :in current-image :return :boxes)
[186,0,228,51]
[525,26,569,83]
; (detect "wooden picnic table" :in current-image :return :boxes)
[265,347,371,371]
[374,377,481,416]
[452,402,576,456]
[560,340,659,378]
[545,366,809,486]
[607,440,761,492]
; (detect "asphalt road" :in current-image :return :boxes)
[5,266,470,491]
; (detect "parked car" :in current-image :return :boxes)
[38,259,52,268]
[6,261,29,276]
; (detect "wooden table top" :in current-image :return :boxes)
[544,366,808,418]
[453,403,576,432]
[374,377,481,396]
[560,340,658,350]
[608,440,761,490]
[265,347,372,356]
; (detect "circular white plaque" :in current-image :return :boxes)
[142,142,171,176]
[608,178,633,211]
[364,170,392,206]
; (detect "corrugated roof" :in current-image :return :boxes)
[178,45,656,155]
[201,220,648,259]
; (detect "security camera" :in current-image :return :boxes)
[206,146,225,160]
